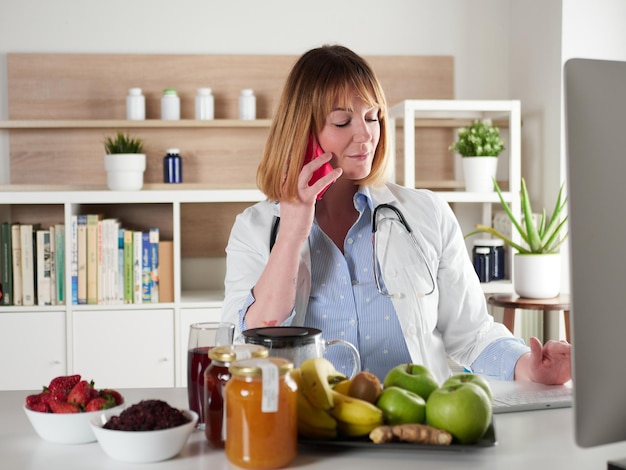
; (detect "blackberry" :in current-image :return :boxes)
[103,399,190,431]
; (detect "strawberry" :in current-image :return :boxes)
[25,393,42,409]
[25,391,53,410]
[99,388,123,406]
[47,374,81,402]
[49,399,80,414]
[67,380,94,407]
[30,402,51,413]
[85,396,114,412]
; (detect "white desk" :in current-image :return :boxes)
[2,386,626,469]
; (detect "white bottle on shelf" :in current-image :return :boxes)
[126,88,145,120]
[195,88,215,120]
[161,88,181,120]
[238,89,256,120]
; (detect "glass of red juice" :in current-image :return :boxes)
[187,322,235,429]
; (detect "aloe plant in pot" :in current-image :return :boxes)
[467,178,568,298]
[103,132,146,191]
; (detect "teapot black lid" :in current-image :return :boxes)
[242,326,321,347]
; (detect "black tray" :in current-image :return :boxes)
[299,421,496,452]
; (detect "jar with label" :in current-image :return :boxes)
[126,87,145,120]
[225,357,297,469]
[195,88,214,120]
[472,238,506,282]
[163,148,182,183]
[238,88,256,120]
[203,344,269,447]
[161,88,180,120]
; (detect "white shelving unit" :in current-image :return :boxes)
[388,99,522,292]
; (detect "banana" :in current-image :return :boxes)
[328,390,384,427]
[297,419,338,440]
[300,357,346,411]
[292,368,338,432]
[336,419,381,438]
[332,378,352,395]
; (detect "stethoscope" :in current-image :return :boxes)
[371,203,436,298]
[269,202,437,298]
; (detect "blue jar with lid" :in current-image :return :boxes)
[163,148,182,183]
[472,238,505,282]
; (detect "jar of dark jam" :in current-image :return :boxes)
[203,344,268,447]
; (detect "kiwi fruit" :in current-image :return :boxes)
[348,371,382,404]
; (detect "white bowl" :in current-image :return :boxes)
[104,153,146,191]
[90,407,198,463]
[23,404,125,444]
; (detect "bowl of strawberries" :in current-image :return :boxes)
[23,374,124,444]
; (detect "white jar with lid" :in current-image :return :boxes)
[126,88,145,120]
[238,89,256,120]
[195,88,215,120]
[161,88,181,120]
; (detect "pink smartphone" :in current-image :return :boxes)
[304,135,333,200]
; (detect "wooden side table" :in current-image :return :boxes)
[487,294,571,343]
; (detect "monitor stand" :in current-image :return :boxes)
[608,458,626,470]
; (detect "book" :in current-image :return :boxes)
[1,222,13,306]
[97,219,104,305]
[149,227,159,303]
[20,224,35,306]
[158,240,174,303]
[55,224,65,305]
[49,225,56,306]
[133,230,142,304]
[76,215,87,304]
[141,231,151,303]
[86,214,101,305]
[11,224,22,306]
[118,227,125,304]
[106,219,120,305]
[70,216,78,305]
[36,229,52,306]
[123,229,133,304]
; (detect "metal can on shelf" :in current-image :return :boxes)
[225,357,297,469]
[203,344,269,448]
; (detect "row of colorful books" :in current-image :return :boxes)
[0,218,174,306]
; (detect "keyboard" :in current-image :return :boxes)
[491,381,573,413]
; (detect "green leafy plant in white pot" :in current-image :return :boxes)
[467,178,568,298]
[103,132,146,191]
[449,119,505,193]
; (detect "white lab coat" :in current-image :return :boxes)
[222,182,514,383]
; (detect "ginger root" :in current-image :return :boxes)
[369,424,453,446]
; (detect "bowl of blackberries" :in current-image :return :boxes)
[90,399,198,463]
[23,374,125,444]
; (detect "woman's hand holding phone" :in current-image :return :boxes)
[304,136,336,200]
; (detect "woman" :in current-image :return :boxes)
[221,44,570,384]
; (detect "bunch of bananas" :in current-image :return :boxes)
[293,357,384,440]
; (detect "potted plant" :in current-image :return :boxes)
[103,131,146,191]
[449,119,505,193]
[467,178,568,298]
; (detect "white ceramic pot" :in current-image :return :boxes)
[462,157,498,193]
[513,253,561,299]
[104,153,146,191]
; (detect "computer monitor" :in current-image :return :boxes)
[564,57,626,449]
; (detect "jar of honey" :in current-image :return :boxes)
[203,344,269,447]
[225,357,297,469]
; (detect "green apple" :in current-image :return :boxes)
[442,373,493,404]
[376,386,426,425]
[425,382,492,445]
[383,363,439,401]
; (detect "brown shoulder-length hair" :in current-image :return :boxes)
[256,45,390,202]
